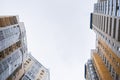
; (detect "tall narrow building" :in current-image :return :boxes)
[0,16,50,80]
[85,0,120,80]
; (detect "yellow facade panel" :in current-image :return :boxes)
[98,38,120,75]
[92,52,113,80]
[99,38,120,63]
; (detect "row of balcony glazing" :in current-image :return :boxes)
[85,59,98,80]
[0,47,23,80]
[22,54,49,80]
[85,33,120,80]
[91,50,113,80]
[0,24,20,51]
[94,0,120,16]
[0,41,21,60]
[91,13,120,42]
[0,16,49,80]
[7,54,49,80]
[0,16,27,80]
[96,38,120,80]
[0,16,18,27]
[91,13,120,57]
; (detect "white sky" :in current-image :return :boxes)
[0,0,97,80]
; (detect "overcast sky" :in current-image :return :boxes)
[0,0,96,80]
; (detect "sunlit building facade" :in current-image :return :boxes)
[0,16,50,80]
[85,0,120,80]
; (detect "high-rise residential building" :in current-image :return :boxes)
[0,16,50,80]
[22,53,50,80]
[85,0,120,80]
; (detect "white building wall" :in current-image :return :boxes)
[0,48,23,80]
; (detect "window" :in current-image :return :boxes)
[5,48,9,55]
[28,58,31,61]
[0,51,4,59]
[26,60,29,64]
[109,64,112,72]
[106,17,108,33]
[112,57,115,62]
[118,20,120,41]
[112,43,115,48]
[9,46,13,52]
[109,18,112,36]
[37,79,40,80]
[117,62,119,67]
[17,25,19,27]
[117,47,120,52]
[119,47,120,51]
[113,18,116,38]
[15,64,17,67]
[40,73,43,75]
[105,37,107,40]
[108,40,110,43]
[41,70,44,73]
[109,54,112,58]
[115,73,119,80]
[24,63,27,67]
[0,31,4,41]
[13,26,16,28]
[111,69,115,78]
[106,60,108,67]
[0,63,3,74]
[16,41,21,47]
[104,57,106,63]
[13,16,18,24]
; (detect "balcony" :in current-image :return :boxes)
[92,52,113,80]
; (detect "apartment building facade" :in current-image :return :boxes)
[85,0,120,80]
[0,16,49,80]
